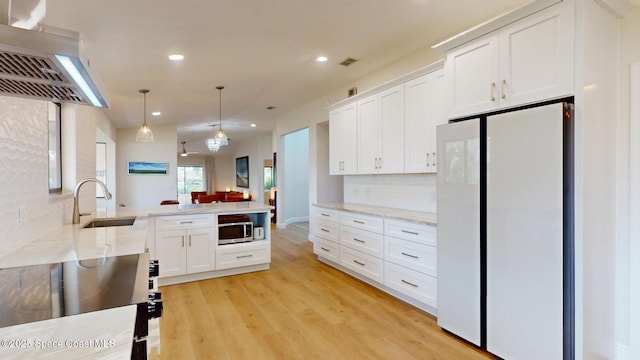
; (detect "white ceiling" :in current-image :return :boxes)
[41,0,529,155]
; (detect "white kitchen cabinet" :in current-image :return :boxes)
[155,215,215,278]
[311,206,341,263]
[446,3,573,118]
[216,241,270,270]
[357,84,405,174]
[404,69,446,173]
[329,102,358,175]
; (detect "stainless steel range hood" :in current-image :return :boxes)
[0,1,110,108]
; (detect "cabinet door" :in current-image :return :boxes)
[156,230,186,277]
[445,33,500,118]
[186,228,214,273]
[499,4,573,108]
[357,94,381,173]
[405,69,446,173]
[329,103,358,175]
[378,84,405,174]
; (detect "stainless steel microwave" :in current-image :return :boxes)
[218,221,253,245]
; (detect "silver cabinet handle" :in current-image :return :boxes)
[320,247,330,252]
[401,279,418,288]
[321,213,330,217]
[426,153,430,168]
[432,152,436,166]
[321,228,330,233]
[401,229,419,235]
[501,79,506,99]
[353,220,365,225]
[237,254,253,259]
[181,235,185,247]
[353,260,365,266]
[180,221,193,224]
[353,238,365,243]
[188,235,192,247]
[401,252,419,259]
[490,82,496,101]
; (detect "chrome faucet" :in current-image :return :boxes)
[72,178,112,224]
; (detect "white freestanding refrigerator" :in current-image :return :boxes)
[436,101,574,360]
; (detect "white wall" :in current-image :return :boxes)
[231,133,272,203]
[313,122,343,204]
[116,124,178,207]
[344,174,437,213]
[281,128,310,227]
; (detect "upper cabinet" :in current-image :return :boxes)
[329,102,358,175]
[328,61,444,176]
[445,3,573,119]
[357,84,405,174]
[405,69,446,173]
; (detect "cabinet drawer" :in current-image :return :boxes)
[216,242,270,270]
[385,236,437,276]
[340,246,384,284]
[313,238,340,263]
[312,221,339,243]
[340,212,383,233]
[385,262,437,308]
[157,215,215,231]
[340,226,383,259]
[312,207,340,224]
[384,219,436,246]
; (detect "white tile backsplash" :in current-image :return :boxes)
[0,97,70,255]
[343,173,437,213]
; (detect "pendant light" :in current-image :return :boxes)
[206,85,228,151]
[136,89,154,142]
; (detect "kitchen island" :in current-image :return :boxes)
[0,201,272,359]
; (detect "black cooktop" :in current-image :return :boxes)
[0,253,149,328]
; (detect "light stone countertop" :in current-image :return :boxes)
[0,305,136,360]
[313,203,437,225]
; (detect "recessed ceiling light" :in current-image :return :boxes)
[152,111,161,116]
[250,124,257,127]
[316,56,328,62]
[168,54,184,61]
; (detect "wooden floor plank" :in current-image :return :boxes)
[149,222,494,360]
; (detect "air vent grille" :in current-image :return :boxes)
[0,50,89,104]
[0,52,65,82]
[339,57,358,67]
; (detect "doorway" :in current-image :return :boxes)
[280,128,309,228]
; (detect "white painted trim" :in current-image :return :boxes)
[594,0,635,18]
[431,0,562,52]
[630,61,640,360]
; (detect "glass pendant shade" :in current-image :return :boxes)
[136,89,154,142]
[206,85,228,152]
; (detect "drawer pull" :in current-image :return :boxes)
[188,235,192,247]
[321,228,330,233]
[237,254,253,259]
[353,260,365,266]
[401,252,419,259]
[401,279,418,288]
[353,238,365,243]
[320,247,330,252]
[353,220,365,225]
[180,221,193,224]
[401,229,419,236]
[321,213,330,217]
[181,236,185,247]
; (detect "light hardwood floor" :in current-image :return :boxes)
[149,223,493,360]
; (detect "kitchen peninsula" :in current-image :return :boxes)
[0,201,272,359]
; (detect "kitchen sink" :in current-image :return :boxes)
[82,216,137,228]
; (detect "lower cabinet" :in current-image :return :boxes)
[311,205,438,314]
[216,242,270,270]
[156,215,215,278]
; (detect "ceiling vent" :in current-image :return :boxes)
[339,57,359,67]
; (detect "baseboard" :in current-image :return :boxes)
[284,216,309,227]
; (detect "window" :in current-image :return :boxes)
[177,166,204,203]
[48,102,62,193]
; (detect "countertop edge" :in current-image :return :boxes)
[313,203,437,225]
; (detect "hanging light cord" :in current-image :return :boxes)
[217,85,224,131]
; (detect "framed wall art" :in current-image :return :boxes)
[235,156,249,188]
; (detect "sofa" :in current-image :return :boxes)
[191,191,251,204]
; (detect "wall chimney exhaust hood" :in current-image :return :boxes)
[0,1,110,108]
